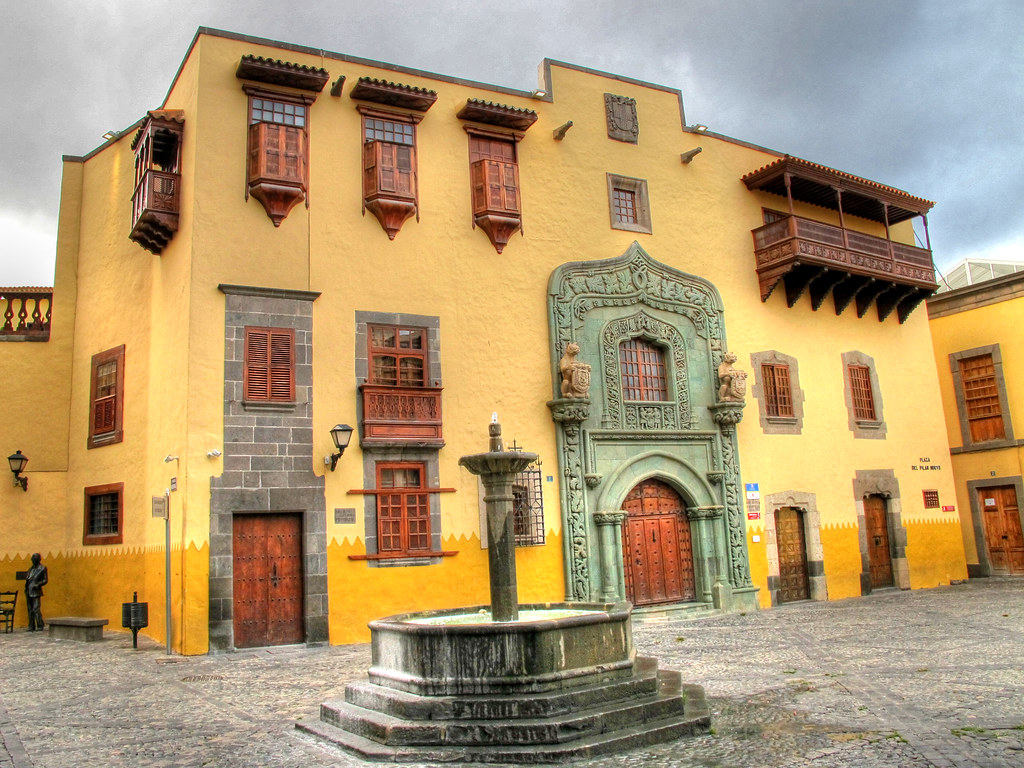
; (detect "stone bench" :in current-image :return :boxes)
[47,617,109,642]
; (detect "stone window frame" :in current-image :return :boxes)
[355,310,446,567]
[749,350,805,435]
[606,174,652,234]
[948,344,1015,452]
[83,482,124,546]
[841,351,886,439]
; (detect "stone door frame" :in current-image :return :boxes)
[853,469,910,593]
[763,490,827,605]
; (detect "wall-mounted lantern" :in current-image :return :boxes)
[329,424,354,471]
[8,450,28,491]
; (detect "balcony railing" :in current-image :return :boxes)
[752,214,938,322]
[129,169,180,255]
[1,288,52,341]
[360,385,443,446]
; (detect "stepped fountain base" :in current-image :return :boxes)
[297,602,711,763]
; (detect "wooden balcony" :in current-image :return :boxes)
[130,168,180,255]
[1,288,52,341]
[752,214,938,322]
[743,155,938,323]
[360,385,443,447]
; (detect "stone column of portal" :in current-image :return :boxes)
[459,419,537,622]
[686,506,724,605]
[594,512,627,602]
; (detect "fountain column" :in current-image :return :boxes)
[459,416,537,622]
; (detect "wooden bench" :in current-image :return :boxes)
[47,617,109,642]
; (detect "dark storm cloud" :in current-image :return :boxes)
[2,0,1021,285]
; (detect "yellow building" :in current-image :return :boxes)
[0,28,966,654]
[927,272,1024,576]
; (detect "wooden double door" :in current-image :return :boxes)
[233,513,304,648]
[980,486,1024,575]
[621,479,697,606]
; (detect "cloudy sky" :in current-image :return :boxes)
[2,0,1021,287]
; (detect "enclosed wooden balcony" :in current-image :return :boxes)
[743,156,937,323]
[360,385,443,447]
[129,110,184,255]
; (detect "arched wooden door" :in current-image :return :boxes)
[621,479,696,605]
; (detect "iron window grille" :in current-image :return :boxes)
[509,441,545,547]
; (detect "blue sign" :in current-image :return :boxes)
[745,483,759,492]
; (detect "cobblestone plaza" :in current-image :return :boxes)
[2,578,1021,767]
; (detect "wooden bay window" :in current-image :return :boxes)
[361,324,442,445]
[244,87,313,226]
[360,109,421,239]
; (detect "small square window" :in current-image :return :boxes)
[83,483,124,545]
[922,490,940,509]
[606,174,651,234]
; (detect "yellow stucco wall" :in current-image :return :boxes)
[928,282,1024,568]
[0,30,970,653]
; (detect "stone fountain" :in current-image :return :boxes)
[297,417,711,763]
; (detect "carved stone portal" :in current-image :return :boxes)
[548,242,755,605]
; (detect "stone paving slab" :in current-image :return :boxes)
[1,578,1022,767]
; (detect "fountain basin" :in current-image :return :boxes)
[368,602,634,695]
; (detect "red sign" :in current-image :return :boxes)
[942,505,956,512]
[747,512,761,520]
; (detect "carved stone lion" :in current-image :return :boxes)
[560,342,592,399]
[717,351,747,402]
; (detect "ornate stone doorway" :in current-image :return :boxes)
[621,479,696,605]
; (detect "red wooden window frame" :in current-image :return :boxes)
[922,489,940,509]
[244,327,295,402]
[376,463,431,555]
[612,187,638,225]
[89,345,125,449]
[83,482,124,545]
[847,364,877,421]
[620,338,668,401]
[761,363,794,418]
[368,325,426,387]
[958,354,1005,442]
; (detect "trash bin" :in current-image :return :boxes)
[121,591,149,649]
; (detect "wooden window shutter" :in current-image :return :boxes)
[94,399,116,433]
[250,123,305,186]
[471,160,520,216]
[364,141,415,200]
[245,327,294,402]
